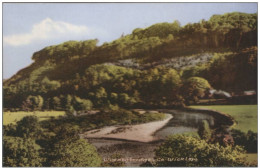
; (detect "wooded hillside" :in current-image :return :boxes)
[4,12,257,110]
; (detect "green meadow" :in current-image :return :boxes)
[189,105,257,133]
[3,111,66,125]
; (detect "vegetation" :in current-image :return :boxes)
[3,111,65,125]
[181,77,211,104]
[182,47,257,92]
[3,116,102,167]
[15,116,43,138]
[231,129,257,153]
[42,109,166,132]
[47,133,101,167]
[4,12,257,111]
[198,120,212,141]
[3,12,257,167]
[3,136,43,167]
[244,153,258,166]
[155,135,247,167]
[190,105,257,132]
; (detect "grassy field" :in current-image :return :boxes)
[244,153,258,165]
[189,105,257,133]
[3,111,66,125]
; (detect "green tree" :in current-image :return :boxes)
[181,77,211,104]
[48,139,101,167]
[3,136,43,167]
[52,124,80,142]
[41,77,61,92]
[52,96,61,110]
[16,116,42,138]
[25,95,44,111]
[47,124,101,167]
[155,135,247,167]
[73,96,93,112]
[231,129,257,153]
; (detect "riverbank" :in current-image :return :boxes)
[189,105,257,133]
[183,107,235,127]
[81,113,173,142]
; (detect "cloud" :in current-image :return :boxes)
[4,18,90,46]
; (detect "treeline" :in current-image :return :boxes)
[4,64,214,110]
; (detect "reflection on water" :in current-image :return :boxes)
[87,110,217,167]
[154,110,215,139]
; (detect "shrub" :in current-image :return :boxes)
[155,135,247,167]
[231,129,257,153]
[3,136,43,167]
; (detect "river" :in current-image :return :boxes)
[86,109,229,167]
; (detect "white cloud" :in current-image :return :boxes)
[4,18,90,46]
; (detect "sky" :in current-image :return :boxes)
[3,3,257,79]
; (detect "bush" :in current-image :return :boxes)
[198,120,212,141]
[48,139,101,167]
[181,77,211,104]
[231,129,257,153]
[3,136,43,167]
[73,96,93,111]
[16,116,42,139]
[155,135,247,167]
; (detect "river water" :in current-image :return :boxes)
[87,109,217,167]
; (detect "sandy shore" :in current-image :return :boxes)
[82,114,173,142]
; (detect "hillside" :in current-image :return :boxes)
[4,12,257,110]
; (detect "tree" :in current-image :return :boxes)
[110,92,118,104]
[3,136,43,167]
[41,77,61,92]
[52,96,61,110]
[47,124,101,167]
[24,95,44,111]
[73,96,93,112]
[155,135,247,167]
[94,87,108,107]
[52,124,80,142]
[48,139,101,167]
[16,116,42,138]
[181,77,211,104]
[231,129,257,153]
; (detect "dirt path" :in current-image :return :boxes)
[82,114,173,142]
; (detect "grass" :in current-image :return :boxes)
[3,111,66,125]
[189,105,257,133]
[244,153,258,165]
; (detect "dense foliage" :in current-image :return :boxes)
[155,135,247,167]
[198,120,212,141]
[231,129,257,153]
[3,116,102,167]
[3,136,43,167]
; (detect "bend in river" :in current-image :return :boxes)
[82,108,233,167]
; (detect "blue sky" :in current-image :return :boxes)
[3,3,257,79]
